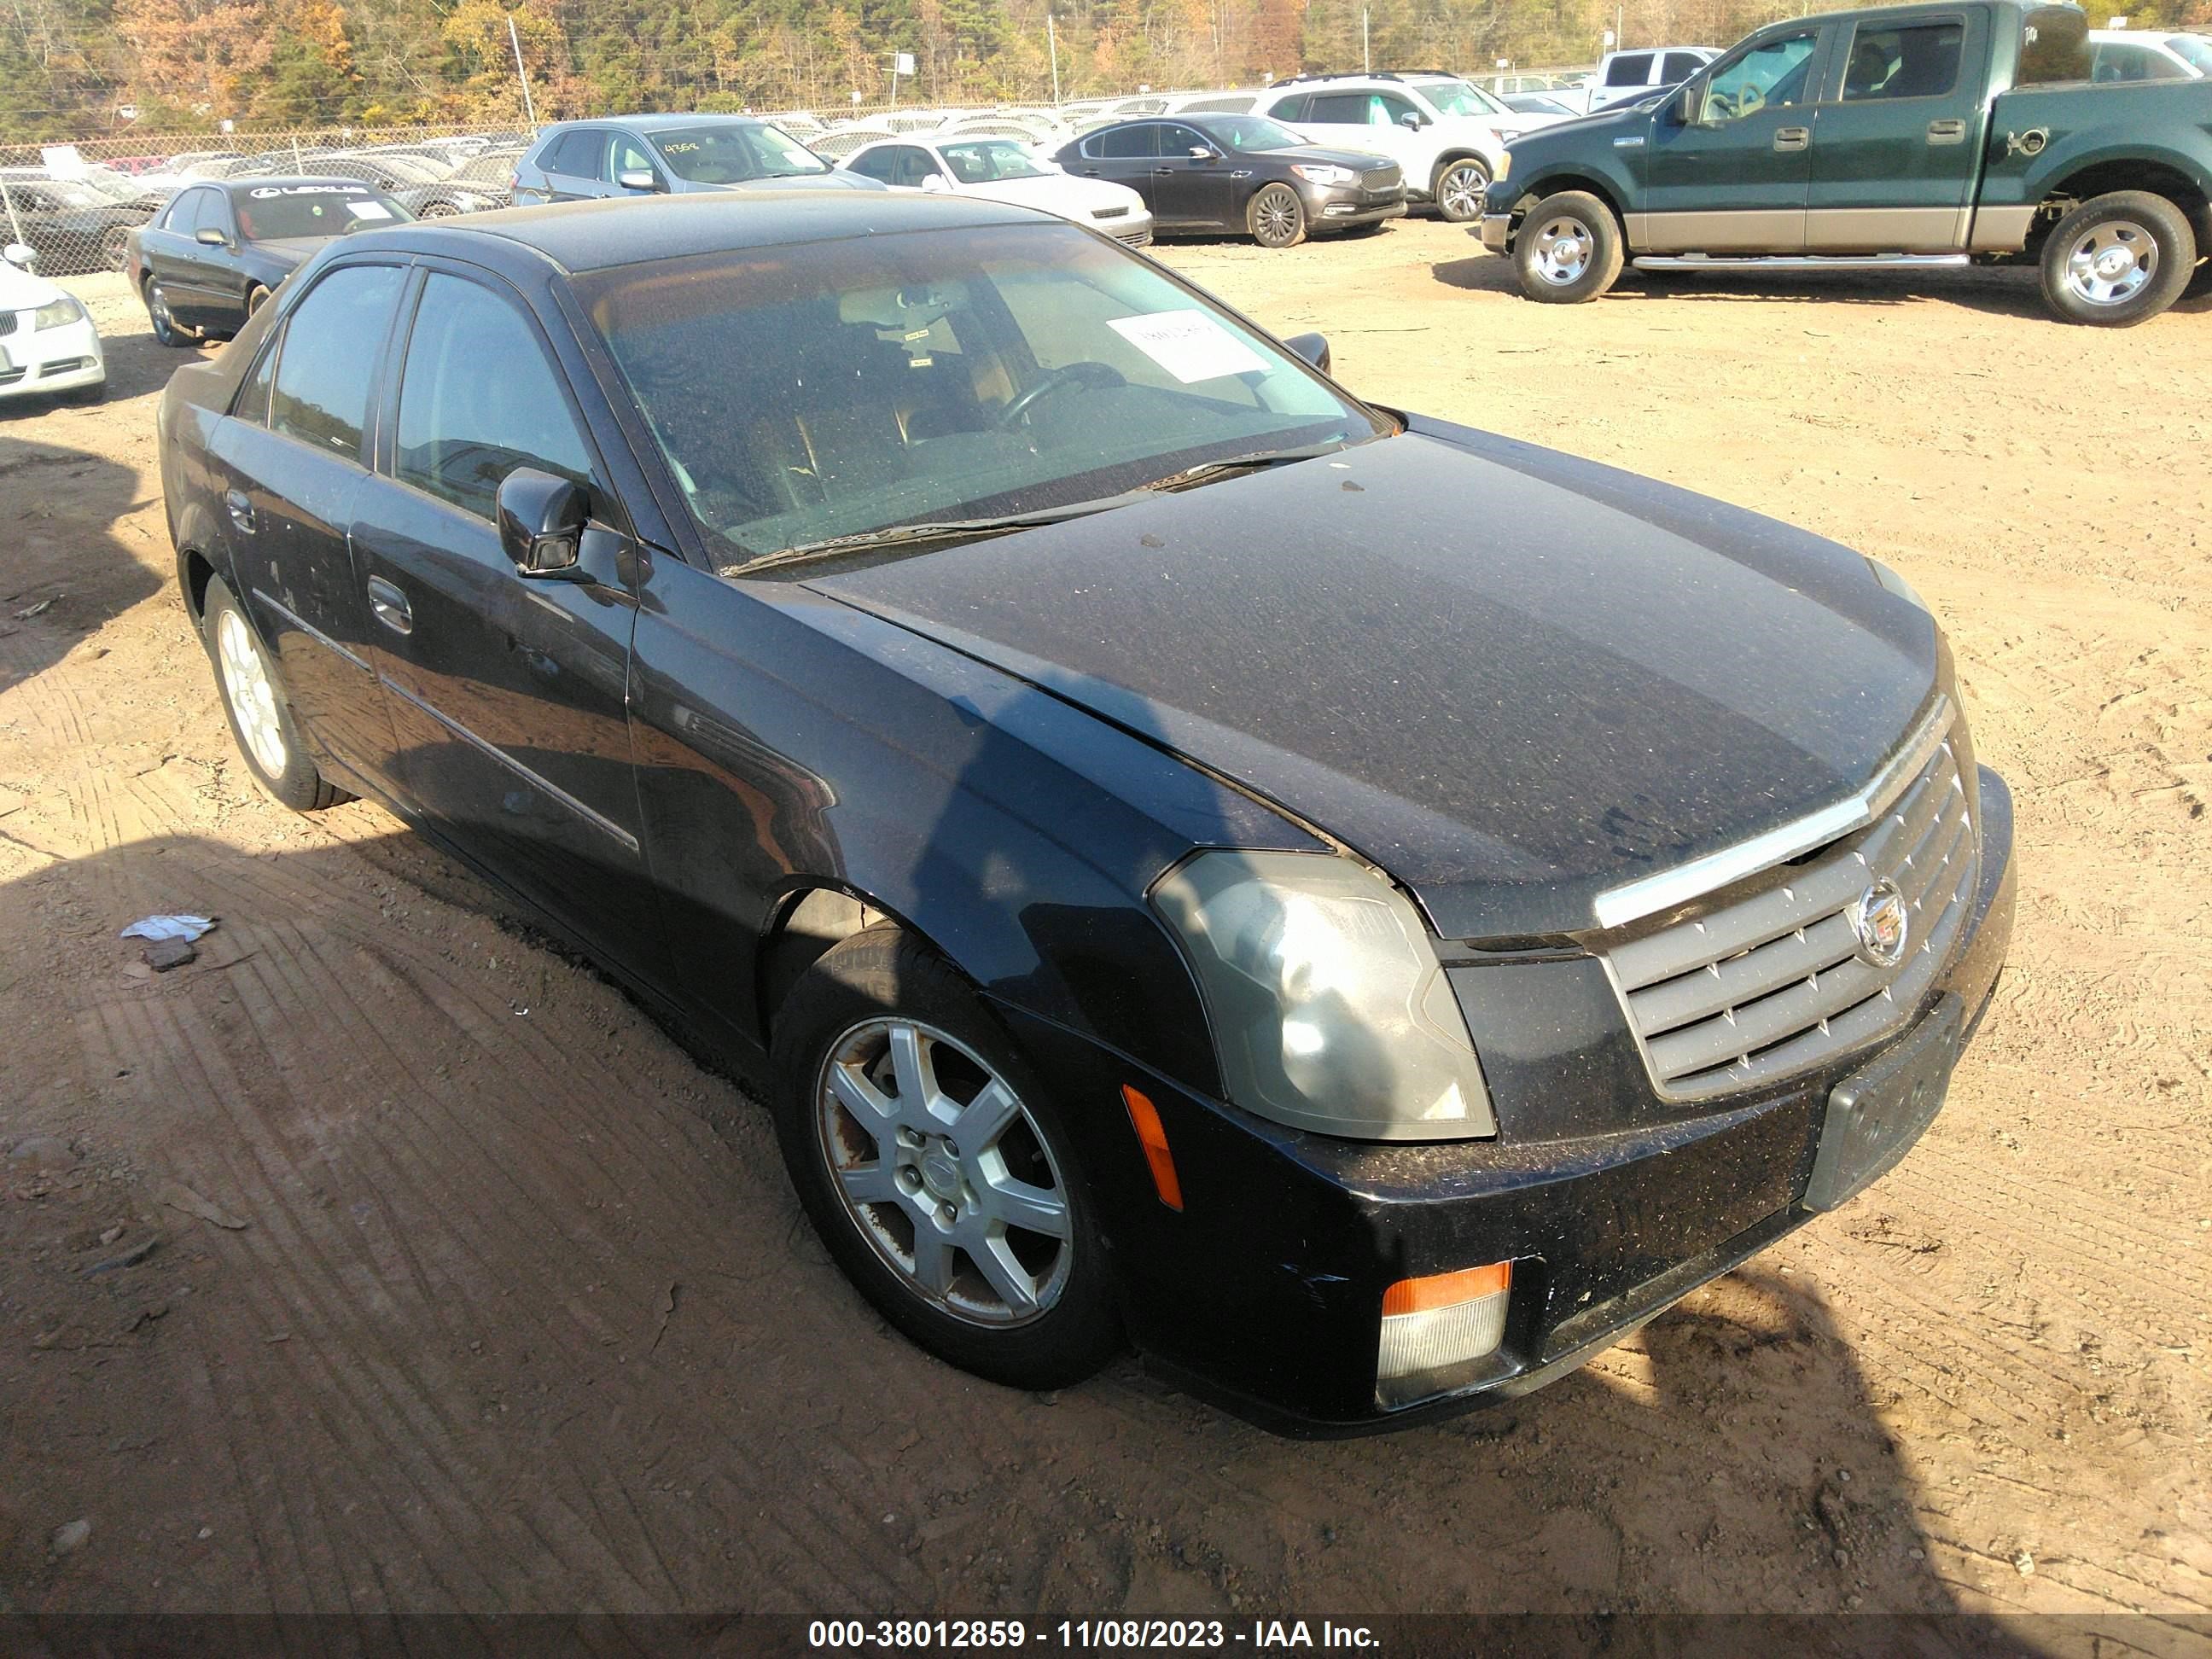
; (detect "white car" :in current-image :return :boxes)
[840,137,1155,247]
[0,242,104,405]
[2087,28,2212,82]
[1577,46,1722,113]
[1251,73,1517,222]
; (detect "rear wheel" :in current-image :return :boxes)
[1432,157,1492,224]
[143,277,190,347]
[769,926,1121,1390]
[1512,190,1625,304]
[1248,183,1308,249]
[201,578,347,812]
[2039,190,2194,326]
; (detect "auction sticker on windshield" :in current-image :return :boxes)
[1107,309,1268,383]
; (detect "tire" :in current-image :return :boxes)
[1431,156,1492,224]
[99,224,131,273]
[200,577,346,812]
[1512,189,1626,305]
[144,277,191,347]
[1247,183,1308,250]
[2039,189,2194,327]
[417,201,461,218]
[769,926,1121,1391]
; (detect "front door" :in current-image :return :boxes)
[209,260,410,793]
[1640,25,1829,253]
[140,188,226,331]
[348,265,660,976]
[1805,10,1987,252]
[1151,124,1233,228]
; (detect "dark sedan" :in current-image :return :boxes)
[154,192,2014,1433]
[127,177,412,345]
[0,173,150,274]
[1051,113,1406,247]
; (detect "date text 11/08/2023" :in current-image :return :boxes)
[807,1621,1382,1650]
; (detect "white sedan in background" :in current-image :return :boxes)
[840,137,1155,247]
[1,242,104,405]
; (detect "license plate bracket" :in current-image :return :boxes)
[1804,995,1962,1212]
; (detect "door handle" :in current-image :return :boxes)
[224,489,255,533]
[1153,166,1175,175]
[1773,126,1810,152]
[1926,119,1966,145]
[365,575,412,635]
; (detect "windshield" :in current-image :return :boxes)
[2165,32,2212,71]
[232,183,410,240]
[647,124,829,183]
[1204,114,1307,152]
[939,140,1050,183]
[578,222,1387,570]
[1415,78,1511,118]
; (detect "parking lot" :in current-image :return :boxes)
[2,219,2208,1631]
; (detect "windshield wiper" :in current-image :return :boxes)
[1138,439,1353,493]
[733,492,1146,576]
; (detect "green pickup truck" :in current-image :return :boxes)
[1479,0,2212,324]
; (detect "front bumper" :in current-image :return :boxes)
[0,316,105,399]
[1479,212,1512,254]
[998,765,2016,1435]
[1301,179,1408,234]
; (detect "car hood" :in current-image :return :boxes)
[674,171,887,193]
[0,259,62,308]
[1507,101,1648,168]
[964,173,1149,218]
[1268,143,1408,173]
[806,417,1940,940]
[248,236,334,270]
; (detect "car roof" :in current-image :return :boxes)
[337,190,1059,275]
[217,175,381,191]
[538,113,775,134]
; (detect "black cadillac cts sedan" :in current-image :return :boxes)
[156,192,2015,1433]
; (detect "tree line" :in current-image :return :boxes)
[3,0,2200,143]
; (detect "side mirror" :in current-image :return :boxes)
[497,468,591,579]
[1189,145,1220,160]
[1400,110,1426,130]
[1283,331,1330,373]
[919,172,951,193]
[615,169,661,193]
[2,241,33,269]
[195,225,227,246]
[1669,85,1699,125]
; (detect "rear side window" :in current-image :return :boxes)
[1305,91,1372,121]
[1097,124,1158,159]
[395,272,597,521]
[846,147,899,183]
[269,265,405,459]
[1661,51,1708,82]
[1842,22,1965,99]
[1605,52,1654,85]
[543,128,606,177]
[2093,41,2186,82]
[1266,92,1310,120]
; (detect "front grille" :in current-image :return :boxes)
[0,366,24,386]
[1114,226,1154,247]
[1362,166,1400,191]
[1603,720,1979,1101]
[38,357,90,375]
[1091,205,1129,220]
[0,311,18,337]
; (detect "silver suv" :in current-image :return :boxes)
[512,114,886,205]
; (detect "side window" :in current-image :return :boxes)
[1266,92,1310,120]
[1605,52,1653,86]
[395,272,597,522]
[1161,124,1210,156]
[1662,51,1708,82]
[269,265,405,459]
[895,146,943,187]
[1097,124,1158,159]
[1700,31,1818,119]
[608,132,656,182]
[234,324,281,425]
[1372,92,1420,125]
[1305,92,1371,122]
[166,189,207,234]
[846,147,899,183]
[1842,22,1965,100]
[544,129,605,177]
[202,190,236,239]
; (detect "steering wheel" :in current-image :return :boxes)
[996,360,1125,428]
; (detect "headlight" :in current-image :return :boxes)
[1150,850,1497,1141]
[1289,163,1356,187]
[1493,150,1513,184]
[32,294,85,331]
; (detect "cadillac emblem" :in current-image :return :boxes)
[1848,879,1910,969]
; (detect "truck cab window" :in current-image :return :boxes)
[1700,32,1818,120]
[1842,22,1965,100]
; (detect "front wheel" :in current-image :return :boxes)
[1247,182,1308,249]
[769,926,1121,1391]
[2040,190,2194,326]
[201,578,347,812]
[1512,190,1625,305]
[1432,157,1492,224]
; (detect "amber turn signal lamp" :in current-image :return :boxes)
[1120,1085,1184,1212]
[1377,1260,1513,1409]
[1381,1260,1511,1317]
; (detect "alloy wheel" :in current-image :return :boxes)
[815,1017,1073,1327]
[1253,187,1302,248]
[1439,160,1491,222]
[1530,215,1595,286]
[215,608,288,777]
[2064,220,2157,308]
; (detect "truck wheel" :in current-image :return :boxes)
[1514,191,1624,305]
[2040,191,2194,326]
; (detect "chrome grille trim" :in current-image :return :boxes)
[1601,719,1978,1102]
[1592,693,1953,929]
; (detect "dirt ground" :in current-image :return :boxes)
[0,221,2207,1639]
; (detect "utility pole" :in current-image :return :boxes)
[508,14,538,125]
[1047,13,1062,107]
[1362,7,1371,72]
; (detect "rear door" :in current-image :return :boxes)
[1805,9,1988,251]
[540,128,613,201]
[1640,24,1829,253]
[1071,123,1161,206]
[350,264,659,975]
[208,261,410,794]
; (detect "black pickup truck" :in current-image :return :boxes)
[1480,0,2212,325]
